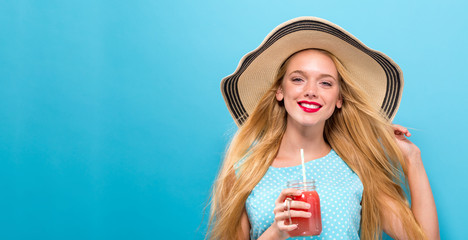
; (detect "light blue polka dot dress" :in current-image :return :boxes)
[245,149,363,239]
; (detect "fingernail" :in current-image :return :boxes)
[307,212,312,217]
[305,203,311,208]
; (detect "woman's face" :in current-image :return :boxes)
[276,49,342,128]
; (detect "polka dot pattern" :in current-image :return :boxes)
[245,150,363,239]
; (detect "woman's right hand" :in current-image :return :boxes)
[271,188,311,239]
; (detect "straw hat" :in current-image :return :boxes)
[221,17,403,126]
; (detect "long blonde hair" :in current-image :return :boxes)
[207,49,426,239]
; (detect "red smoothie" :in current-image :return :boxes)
[287,190,322,236]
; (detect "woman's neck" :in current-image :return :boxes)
[275,120,331,165]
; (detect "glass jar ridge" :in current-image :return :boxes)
[287,179,316,191]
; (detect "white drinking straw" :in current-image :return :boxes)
[300,149,307,186]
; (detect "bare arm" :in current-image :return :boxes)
[239,189,309,240]
[239,210,250,239]
[239,204,288,240]
[240,207,285,240]
[406,152,439,239]
[382,125,439,239]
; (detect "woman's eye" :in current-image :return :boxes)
[292,78,303,82]
[321,81,332,87]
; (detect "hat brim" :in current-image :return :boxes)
[221,17,403,126]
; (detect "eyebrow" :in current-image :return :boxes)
[288,70,337,80]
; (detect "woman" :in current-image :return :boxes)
[208,17,439,240]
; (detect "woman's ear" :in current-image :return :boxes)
[276,87,284,101]
[336,94,343,109]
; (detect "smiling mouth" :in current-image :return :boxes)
[298,101,322,113]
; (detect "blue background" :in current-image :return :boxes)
[1,0,467,239]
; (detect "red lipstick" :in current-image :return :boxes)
[297,101,322,113]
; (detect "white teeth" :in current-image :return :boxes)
[300,103,320,109]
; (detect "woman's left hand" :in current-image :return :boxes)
[392,124,421,164]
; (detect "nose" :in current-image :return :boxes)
[304,82,317,98]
